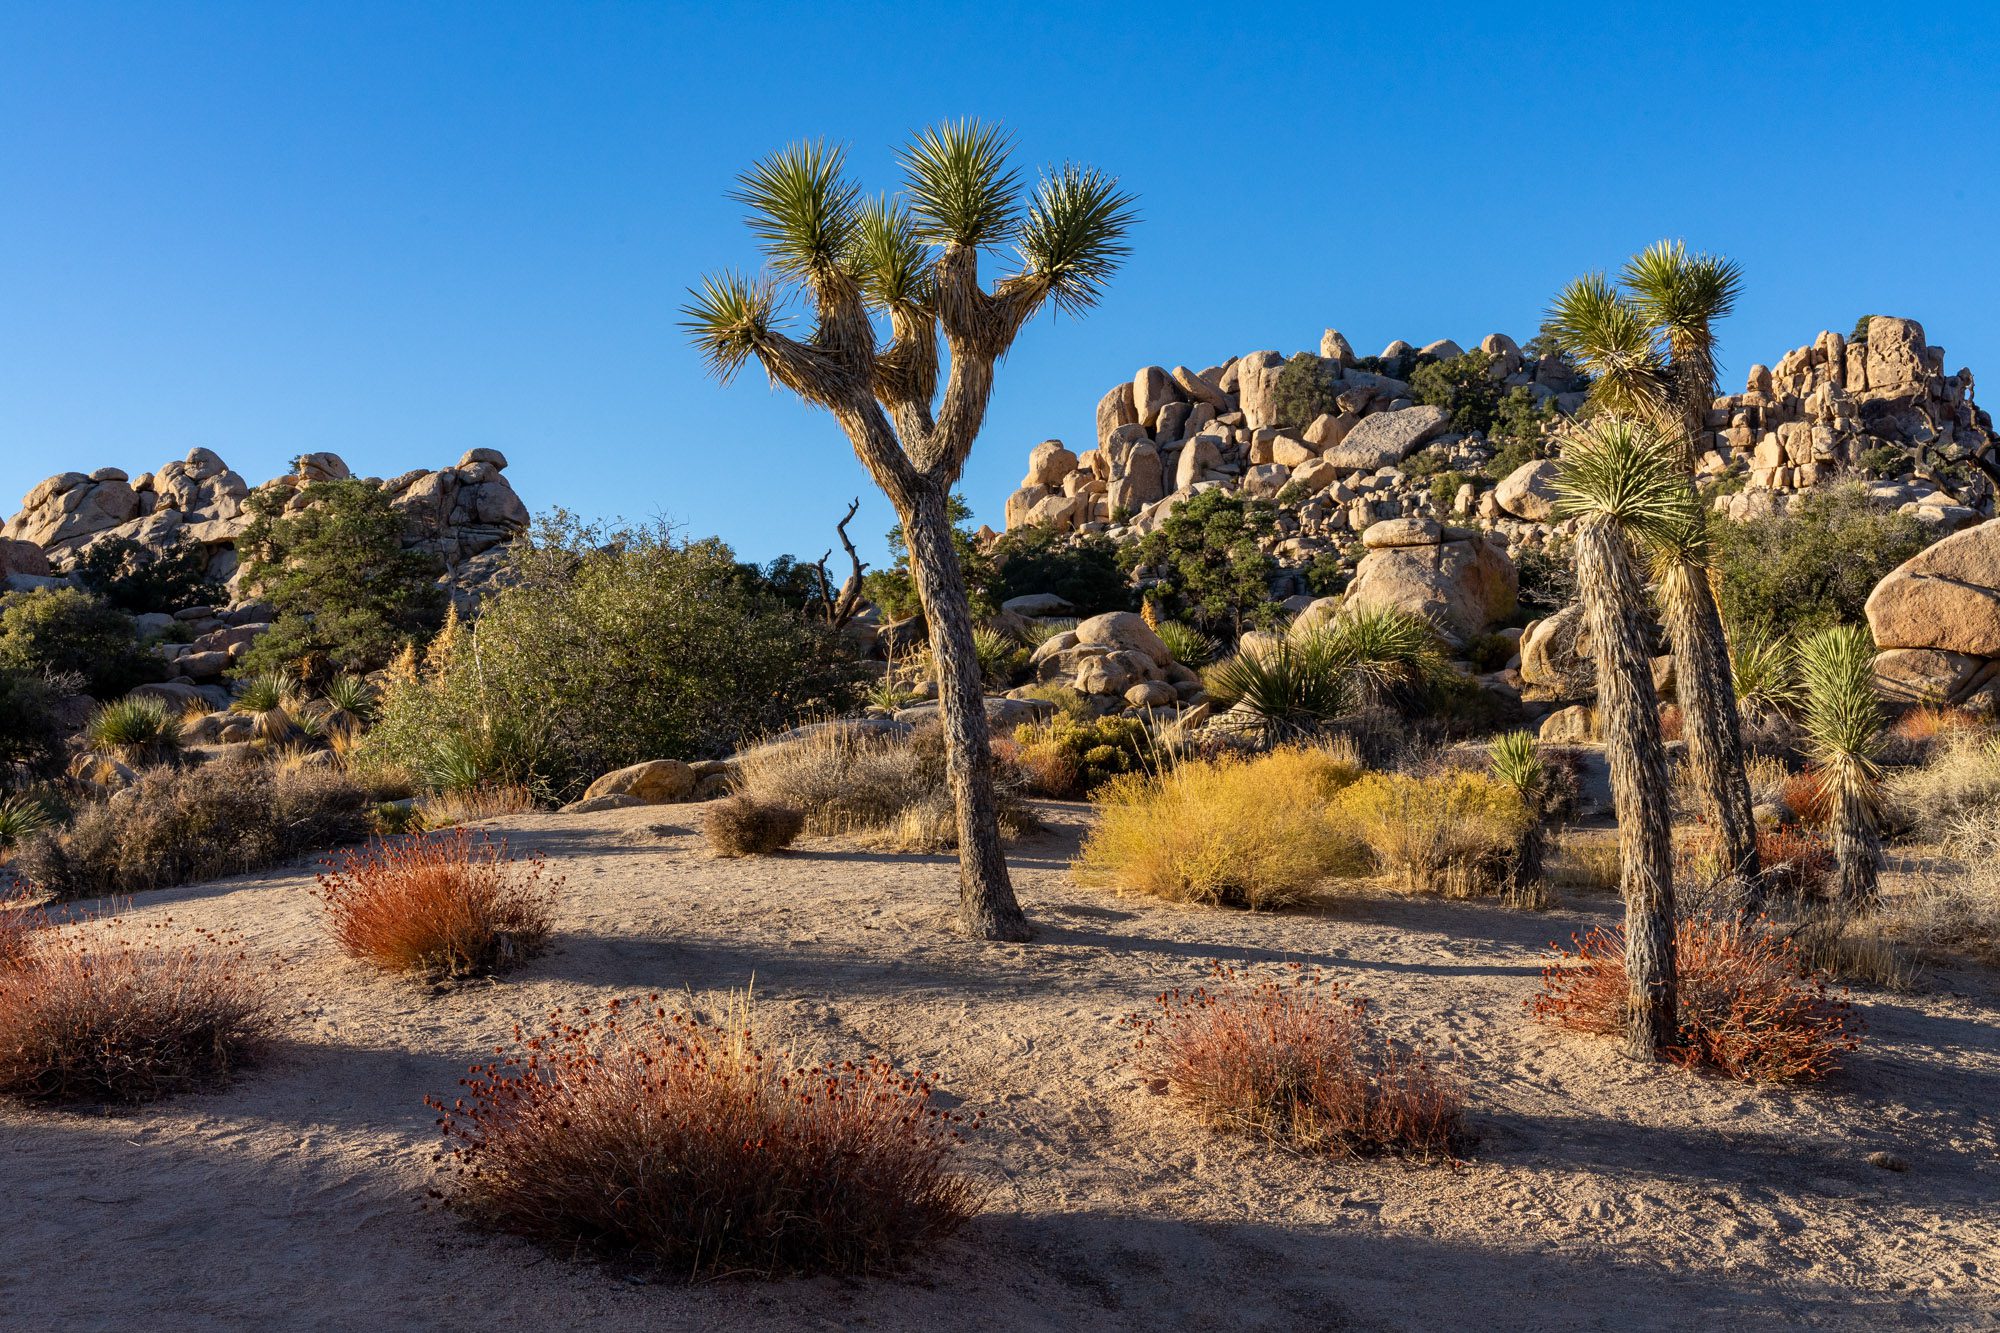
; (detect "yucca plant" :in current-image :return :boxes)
[1648,513,1760,898]
[82,697,184,768]
[1554,415,1690,1059]
[1489,730,1550,907]
[1731,631,1801,720]
[1621,240,1744,442]
[232,671,302,744]
[1204,632,1356,746]
[0,793,53,850]
[1321,606,1451,710]
[320,674,377,749]
[683,123,1137,941]
[970,625,1028,689]
[1022,617,1079,648]
[1796,626,1886,908]
[1154,620,1219,668]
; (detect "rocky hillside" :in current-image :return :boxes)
[0,446,530,604]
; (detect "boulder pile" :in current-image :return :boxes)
[1867,517,2000,706]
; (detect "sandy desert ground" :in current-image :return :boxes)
[4,802,1997,1332]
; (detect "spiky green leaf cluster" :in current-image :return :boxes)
[1730,631,1802,716]
[729,140,862,282]
[83,696,183,762]
[1554,415,1700,544]
[1489,730,1546,799]
[1545,273,1670,420]
[680,271,780,384]
[1796,625,1884,767]
[1203,634,1356,745]
[900,119,1021,249]
[1016,164,1138,315]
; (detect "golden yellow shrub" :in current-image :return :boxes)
[1332,770,1527,896]
[1073,746,1365,908]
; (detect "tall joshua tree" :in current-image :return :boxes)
[1796,625,1886,908]
[1547,243,1760,898]
[683,124,1137,942]
[1555,416,1692,1059]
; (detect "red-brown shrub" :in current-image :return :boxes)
[1124,963,1464,1158]
[1756,825,1836,898]
[1780,767,1833,828]
[1890,705,1981,743]
[0,888,42,971]
[0,918,277,1104]
[428,995,980,1276]
[1659,704,1685,743]
[1529,916,1861,1081]
[314,830,554,977]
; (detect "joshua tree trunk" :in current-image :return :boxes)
[1659,561,1761,905]
[1575,516,1679,1059]
[1831,784,1882,909]
[900,482,1029,940]
[1504,818,1546,906]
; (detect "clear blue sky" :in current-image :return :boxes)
[4,3,1996,565]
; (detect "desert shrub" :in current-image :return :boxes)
[1013,713,1153,798]
[83,696,184,767]
[0,920,276,1104]
[705,795,805,857]
[984,527,1131,616]
[1125,963,1463,1158]
[1074,747,1363,908]
[360,518,857,802]
[1712,483,1930,639]
[231,669,304,744]
[234,477,447,682]
[314,830,554,977]
[734,722,1031,851]
[1018,682,1092,719]
[1529,916,1861,1081]
[1512,547,1576,617]
[316,673,378,751]
[1411,349,1501,435]
[428,995,978,1276]
[0,793,55,852]
[1491,388,1559,452]
[1780,767,1833,828]
[1681,823,1833,901]
[70,533,222,614]
[15,761,370,899]
[1552,829,1621,893]
[1332,771,1527,897]
[1205,634,1353,744]
[970,626,1027,688]
[1270,351,1340,428]
[412,783,539,830]
[1879,835,2000,967]
[0,669,63,776]
[0,587,160,697]
[1462,632,1516,673]
[1129,489,1280,633]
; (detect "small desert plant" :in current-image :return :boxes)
[0,793,54,850]
[705,795,805,856]
[83,696,185,767]
[1018,682,1092,719]
[15,762,371,899]
[1074,747,1363,908]
[1332,770,1528,898]
[1489,731,1553,907]
[428,993,979,1276]
[412,783,539,830]
[314,829,555,977]
[232,670,303,743]
[1730,631,1801,720]
[1154,619,1219,667]
[1125,963,1464,1158]
[0,920,277,1104]
[1328,606,1452,709]
[970,625,1028,689]
[1780,766,1833,827]
[1204,632,1355,744]
[1796,626,1885,906]
[1529,916,1861,1081]
[1013,712,1153,798]
[318,673,378,748]
[1551,829,1622,893]
[1021,616,1078,648]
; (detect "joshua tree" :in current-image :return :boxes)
[1547,243,1760,896]
[1488,729,1549,907]
[1796,625,1886,908]
[1554,416,1691,1059]
[684,124,1137,941]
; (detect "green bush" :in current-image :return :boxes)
[1013,713,1154,797]
[984,527,1132,616]
[1712,482,1931,639]
[1492,387,1559,451]
[359,518,859,802]
[971,626,1028,688]
[0,670,63,777]
[234,478,447,683]
[1270,352,1340,429]
[1428,470,1473,514]
[1129,490,1280,633]
[0,587,160,698]
[1411,350,1502,435]
[70,534,223,615]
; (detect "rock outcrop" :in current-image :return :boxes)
[1867,517,2000,704]
[1345,518,1517,643]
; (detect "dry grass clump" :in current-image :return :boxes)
[734,721,1031,852]
[1530,916,1861,1081]
[15,761,371,900]
[0,918,277,1105]
[1126,964,1464,1158]
[414,783,539,831]
[1884,732,2000,840]
[428,994,979,1277]
[314,830,555,977]
[1331,770,1528,897]
[1551,828,1621,893]
[1073,747,1363,909]
[1680,824,1834,901]
[704,795,804,857]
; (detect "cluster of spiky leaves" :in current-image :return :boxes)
[1544,239,1742,425]
[1552,415,1699,542]
[1488,730,1546,800]
[1204,608,1450,744]
[1795,625,1885,808]
[681,120,1137,390]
